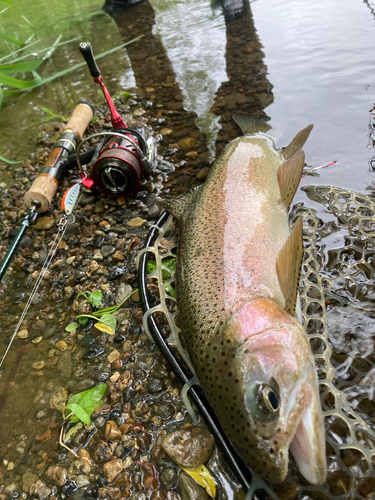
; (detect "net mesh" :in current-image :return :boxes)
[139,185,375,499]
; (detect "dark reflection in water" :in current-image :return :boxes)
[211,0,273,155]
[102,0,274,163]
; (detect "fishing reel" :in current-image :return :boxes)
[77,126,157,197]
[78,41,157,197]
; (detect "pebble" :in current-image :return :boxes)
[32,336,43,344]
[66,256,76,265]
[108,349,120,363]
[90,260,100,272]
[45,465,67,487]
[49,386,68,410]
[33,216,55,231]
[160,468,178,489]
[178,472,209,500]
[112,251,125,263]
[127,217,146,228]
[178,138,196,149]
[103,458,124,482]
[18,329,28,339]
[196,166,210,181]
[29,480,51,500]
[56,340,68,351]
[104,420,122,441]
[32,360,45,370]
[161,426,214,468]
[101,245,115,258]
[93,252,104,261]
[22,472,38,492]
[76,475,90,488]
[94,440,113,462]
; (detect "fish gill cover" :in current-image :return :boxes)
[140,185,375,499]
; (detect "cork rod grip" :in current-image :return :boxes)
[24,102,94,213]
[64,101,94,139]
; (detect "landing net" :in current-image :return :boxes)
[138,185,375,499]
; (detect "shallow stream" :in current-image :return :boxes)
[0,0,375,499]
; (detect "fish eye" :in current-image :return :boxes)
[244,381,280,421]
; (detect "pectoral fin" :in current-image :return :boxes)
[161,188,200,219]
[277,151,305,210]
[282,124,313,160]
[276,216,304,316]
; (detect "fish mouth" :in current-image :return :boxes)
[289,384,327,485]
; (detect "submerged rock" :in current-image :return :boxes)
[45,465,67,487]
[161,427,214,468]
[178,472,209,500]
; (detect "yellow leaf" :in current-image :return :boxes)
[180,464,216,498]
[95,322,115,335]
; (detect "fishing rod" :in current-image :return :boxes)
[0,101,94,281]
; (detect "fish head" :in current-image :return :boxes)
[217,298,326,484]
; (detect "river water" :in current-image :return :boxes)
[0,0,375,499]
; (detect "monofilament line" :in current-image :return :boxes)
[0,215,70,368]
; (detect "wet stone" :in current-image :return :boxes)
[161,426,214,468]
[76,475,90,488]
[127,217,146,228]
[97,370,110,382]
[105,420,122,441]
[137,431,152,451]
[33,216,55,231]
[80,334,96,347]
[101,245,115,258]
[123,386,136,403]
[45,465,67,487]
[109,267,125,281]
[147,377,165,393]
[83,345,105,359]
[22,472,38,492]
[160,468,177,489]
[103,458,123,482]
[95,416,106,428]
[94,440,113,462]
[152,404,175,421]
[178,472,209,500]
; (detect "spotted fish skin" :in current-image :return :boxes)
[167,130,326,484]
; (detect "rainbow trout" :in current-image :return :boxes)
[164,115,326,485]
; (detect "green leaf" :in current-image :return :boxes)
[67,384,106,411]
[0,70,41,89]
[76,291,90,300]
[65,321,79,332]
[64,422,83,442]
[165,284,176,298]
[0,0,17,10]
[88,290,103,308]
[98,313,117,331]
[0,60,43,73]
[0,86,3,107]
[68,402,91,425]
[0,32,24,46]
[77,316,88,326]
[0,153,20,164]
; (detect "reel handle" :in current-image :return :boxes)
[79,42,101,79]
[24,101,94,213]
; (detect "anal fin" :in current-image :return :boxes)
[282,124,313,160]
[277,150,305,210]
[276,216,304,317]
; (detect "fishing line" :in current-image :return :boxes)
[0,214,72,368]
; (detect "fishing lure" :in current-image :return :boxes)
[61,182,81,215]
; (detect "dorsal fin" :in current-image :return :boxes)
[277,150,305,210]
[160,188,201,219]
[276,216,304,317]
[282,124,313,160]
[233,113,271,135]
